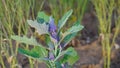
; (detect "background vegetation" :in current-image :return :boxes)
[0,0,120,68]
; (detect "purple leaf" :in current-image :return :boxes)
[48,16,58,40]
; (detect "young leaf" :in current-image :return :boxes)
[27,20,49,35]
[18,46,48,59]
[58,9,73,31]
[37,11,49,22]
[11,35,39,45]
[60,47,79,65]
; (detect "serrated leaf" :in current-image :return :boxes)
[11,35,39,45]
[27,20,49,35]
[58,9,73,31]
[60,47,79,65]
[37,11,49,22]
[18,46,48,60]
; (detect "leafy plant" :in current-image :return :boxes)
[11,9,83,68]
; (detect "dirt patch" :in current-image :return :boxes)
[73,38,102,68]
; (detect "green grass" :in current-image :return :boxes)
[48,0,88,24]
[0,0,41,68]
[92,0,120,68]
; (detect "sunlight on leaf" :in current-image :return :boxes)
[27,20,49,35]
[11,35,39,45]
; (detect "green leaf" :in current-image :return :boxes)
[27,20,49,35]
[65,20,84,35]
[58,9,73,31]
[60,47,79,65]
[55,61,62,68]
[11,35,39,45]
[45,35,54,49]
[37,18,45,24]
[18,46,48,59]
[37,11,49,22]
[62,32,77,47]
[61,20,83,47]
[27,11,50,35]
